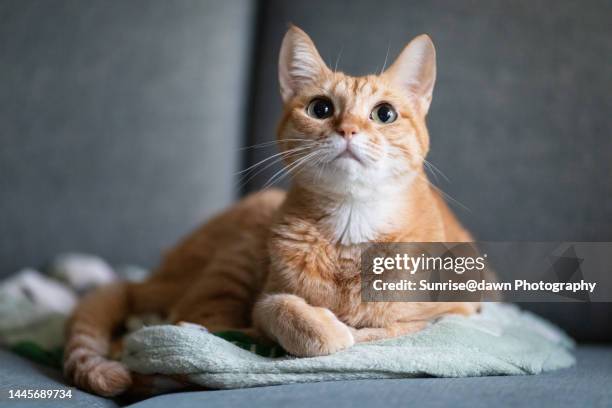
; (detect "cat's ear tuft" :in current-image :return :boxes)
[383,35,436,114]
[279,25,331,102]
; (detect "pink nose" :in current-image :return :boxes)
[337,124,359,139]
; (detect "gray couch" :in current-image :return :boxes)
[1,1,610,407]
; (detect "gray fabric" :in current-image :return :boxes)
[0,0,255,275]
[0,349,117,407]
[245,0,612,341]
[129,345,611,408]
[0,345,608,407]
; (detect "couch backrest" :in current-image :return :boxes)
[245,0,612,341]
[0,0,255,274]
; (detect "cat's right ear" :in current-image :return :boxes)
[383,35,437,115]
[278,25,331,102]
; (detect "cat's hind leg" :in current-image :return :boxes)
[167,260,258,333]
[252,293,355,357]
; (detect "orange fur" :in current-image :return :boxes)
[64,25,481,396]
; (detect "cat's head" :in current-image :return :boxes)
[276,25,436,195]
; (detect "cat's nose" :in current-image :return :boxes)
[337,123,359,140]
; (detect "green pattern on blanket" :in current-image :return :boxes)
[10,342,63,369]
[214,331,287,358]
[6,331,284,370]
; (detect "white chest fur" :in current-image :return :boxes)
[323,189,406,245]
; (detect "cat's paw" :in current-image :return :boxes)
[283,306,355,357]
[253,294,355,358]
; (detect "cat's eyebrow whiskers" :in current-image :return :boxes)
[334,46,344,73]
[379,41,391,75]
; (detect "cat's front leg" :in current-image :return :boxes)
[252,293,355,357]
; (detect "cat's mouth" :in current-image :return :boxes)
[332,147,364,165]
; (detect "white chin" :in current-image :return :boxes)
[322,157,364,184]
[331,156,362,172]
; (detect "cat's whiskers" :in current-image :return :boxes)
[357,140,385,163]
[236,153,301,191]
[235,145,318,191]
[261,149,323,189]
[235,144,315,176]
[354,146,379,162]
[412,153,450,183]
[277,149,324,182]
[422,161,439,182]
[313,157,326,181]
[424,160,450,183]
[238,138,316,151]
[416,173,471,212]
[279,150,325,185]
[359,140,467,211]
[379,141,450,183]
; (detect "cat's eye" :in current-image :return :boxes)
[307,98,334,119]
[370,103,398,124]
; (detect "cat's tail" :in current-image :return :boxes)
[63,281,170,397]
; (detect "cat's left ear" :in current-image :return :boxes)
[278,25,331,102]
[383,35,436,114]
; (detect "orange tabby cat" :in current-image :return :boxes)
[64,26,478,397]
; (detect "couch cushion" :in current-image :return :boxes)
[128,345,611,408]
[1,345,608,407]
[0,0,255,276]
[0,348,117,407]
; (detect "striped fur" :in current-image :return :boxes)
[64,26,482,396]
